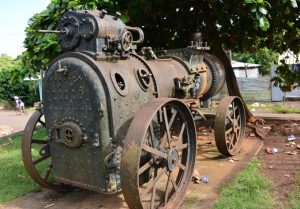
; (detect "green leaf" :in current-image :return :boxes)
[251,6,257,12]
[68,1,79,7]
[244,0,255,3]
[290,0,298,8]
[259,6,268,15]
[259,16,270,31]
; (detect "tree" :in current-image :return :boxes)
[255,48,279,75]
[233,48,279,75]
[23,0,300,120]
[0,57,38,106]
[0,54,15,71]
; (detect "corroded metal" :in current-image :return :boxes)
[214,96,246,156]
[121,99,196,209]
[22,110,68,192]
[22,9,247,209]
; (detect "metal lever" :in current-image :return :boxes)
[38,29,67,34]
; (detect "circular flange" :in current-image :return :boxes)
[57,14,80,50]
[135,68,151,91]
[60,121,83,148]
[214,96,246,156]
[110,69,128,96]
[121,98,196,209]
[167,149,179,172]
[80,17,96,39]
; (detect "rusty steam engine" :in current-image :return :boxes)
[22,9,246,209]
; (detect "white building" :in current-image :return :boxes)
[231,60,260,78]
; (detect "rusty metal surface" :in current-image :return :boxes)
[214,96,246,156]
[22,110,68,192]
[22,9,233,209]
[121,98,196,209]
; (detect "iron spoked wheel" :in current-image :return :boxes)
[22,110,68,192]
[214,96,246,156]
[121,98,196,209]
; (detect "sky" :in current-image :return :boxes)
[0,0,50,58]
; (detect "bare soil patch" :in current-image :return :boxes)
[257,120,300,209]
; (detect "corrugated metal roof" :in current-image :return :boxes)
[231,60,260,68]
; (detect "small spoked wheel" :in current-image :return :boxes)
[121,98,196,209]
[214,96,246,156]
[22,110,68,192]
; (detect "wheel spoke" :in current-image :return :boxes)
[44,163,52,180]
[226,114,234,124]
[177,161,186,171]
[150,180,158,209]
[163,107,171,148]
[38,119,46,127]
[33,155,50,165]
[142,144,168,159]
[176,123,186,149]
[232,102,236,119]
[236,114,240,123]
[31,139,48,144]
[138,159,153,175]
[164,171,171,205]
[168,109,177,129]
[148,123,155,147]
[178,143,188,150]
[225,127,233,135]
[170,172,178,192]
[141,168,166,199]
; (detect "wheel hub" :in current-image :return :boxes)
[167,148,179,171]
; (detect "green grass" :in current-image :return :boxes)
[213,159,277,209]
[0,130,47,203]
[271,104,300,114]
[288,172,300,209]
[247,103,300,114]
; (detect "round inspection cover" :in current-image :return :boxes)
[110,69,128,96]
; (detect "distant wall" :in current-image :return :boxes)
[213,76,271,102]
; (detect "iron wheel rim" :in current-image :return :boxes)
[214,96,246,156]
[121,98,196,209]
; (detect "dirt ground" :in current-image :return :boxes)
[257,119,300,209]
[0,132,263,209]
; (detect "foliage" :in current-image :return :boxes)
[255,48,279,75]
[22,0,106,72]
[271,62,300,91]
[233,48,279,75]
[213,159,277,209]
[0,56,39,106]
[0,54,15,71]
[22,0,300,89]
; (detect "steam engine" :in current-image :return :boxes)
[22,9,239,209]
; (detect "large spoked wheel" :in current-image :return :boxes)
[121,98,196,209]
[22,110,68,192]
[214,96,246,156]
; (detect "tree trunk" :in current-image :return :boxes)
[214,49,254,120]
[197,0,254,121]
